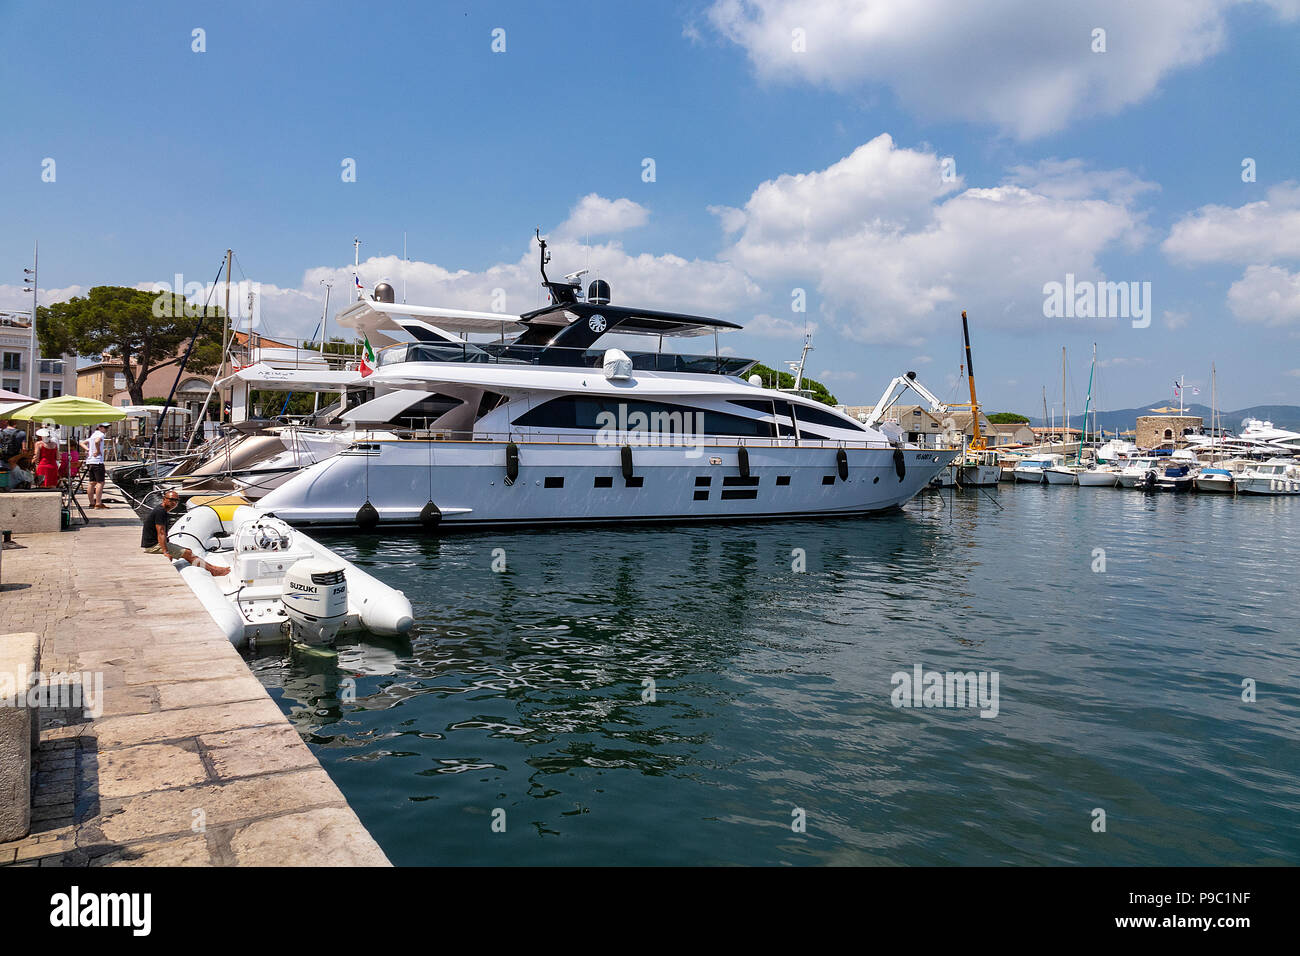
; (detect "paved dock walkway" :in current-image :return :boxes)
[0,489,389,866]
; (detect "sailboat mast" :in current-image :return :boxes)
[1212,363,1218,457]
[1061,347,1068,452]
[1078,343,1096,464]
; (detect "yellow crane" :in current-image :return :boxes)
[961,310,986,451]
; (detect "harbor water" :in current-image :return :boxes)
[244,487,1300,865]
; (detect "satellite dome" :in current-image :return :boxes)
[587,279,611,305]
[373,282,396,303]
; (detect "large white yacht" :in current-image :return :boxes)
[253,238,957,529]
[1185,418,1300,456]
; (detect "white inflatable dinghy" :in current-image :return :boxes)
[168,504,414,648]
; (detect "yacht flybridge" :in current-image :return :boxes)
[253,234,958,529]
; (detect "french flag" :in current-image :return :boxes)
[355,274,363,293]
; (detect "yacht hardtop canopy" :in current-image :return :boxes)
[335,297,526,347]
[215,363,361,392]
[520,301,742,337]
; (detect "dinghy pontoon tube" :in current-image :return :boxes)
[168,504,414,648]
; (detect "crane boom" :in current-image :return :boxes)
[961,310,986,451]
[862,371,949,429]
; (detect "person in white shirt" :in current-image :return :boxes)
[81,423,108,509]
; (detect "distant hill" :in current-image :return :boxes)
[1030,401,1300,433]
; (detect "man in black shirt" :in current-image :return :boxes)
[141,489,230,576]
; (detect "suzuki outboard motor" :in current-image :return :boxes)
[281,559,348,645]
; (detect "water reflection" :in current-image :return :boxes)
[243,495,1300,865]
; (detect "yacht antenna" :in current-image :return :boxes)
[784,329,814,392]
[534,228,579,304]
[535,227,551,286]
[353,236,362,301]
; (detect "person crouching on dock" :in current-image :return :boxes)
[142,490,230,576]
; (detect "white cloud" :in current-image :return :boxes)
[1098,356,1154,367]
[744,313,818,337]
[707,0,1297,139]
[720,135,1152,343]
[911,354,933,364]
[1162,183,1300,265]
[708,204,748,235]
[1004,159,1158,206]
[1286,368,1300,378]
[556,194,650,239]
[0,284,84,311]
[817,368,858,381]
[1226,264,1300,325]
[266,233,759,341]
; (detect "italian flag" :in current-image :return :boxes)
[360,335,376,377]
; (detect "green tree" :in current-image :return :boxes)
[37,286,224,405]
[987,412,1030,424]
[748,363,837,406]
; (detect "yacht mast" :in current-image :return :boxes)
[1061,347,1068,452]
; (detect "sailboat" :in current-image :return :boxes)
[954,311,1002,487]
[1044,347,1084,484]
[1195,363,1238,492]
[1075,345,1120,486]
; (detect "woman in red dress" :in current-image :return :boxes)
[34,428,60,488]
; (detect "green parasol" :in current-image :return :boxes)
[9,396,127,426]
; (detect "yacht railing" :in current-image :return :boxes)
[376,341,758,376]
[342,428,957,454]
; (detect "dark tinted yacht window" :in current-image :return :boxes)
[476,391,508,419]
[513,396,774,438]
[345,387,375,412]
[389,394,463,428]
[789,403,866,431]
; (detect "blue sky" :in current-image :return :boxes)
[2,0,1298,415]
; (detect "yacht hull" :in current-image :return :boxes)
[1043,467,1079,485]
[1076,470,1118,487]
[1194,475,1234,493]
[1013,468,1045,483]
[1236,476,1300,495]
[255,440,957,528]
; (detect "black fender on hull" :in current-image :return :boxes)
[505,441,520,485]
[356,500,380,531]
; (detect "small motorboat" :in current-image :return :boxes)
[1013,454,1064,483]
[957,451,1002,487]
[1076,465,1120,487]
[167,502,414,648]
[1235,457,1300,495]
[1142,462,1194,493]
[1194,467,1235,493]
[1117,457,1160,488]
